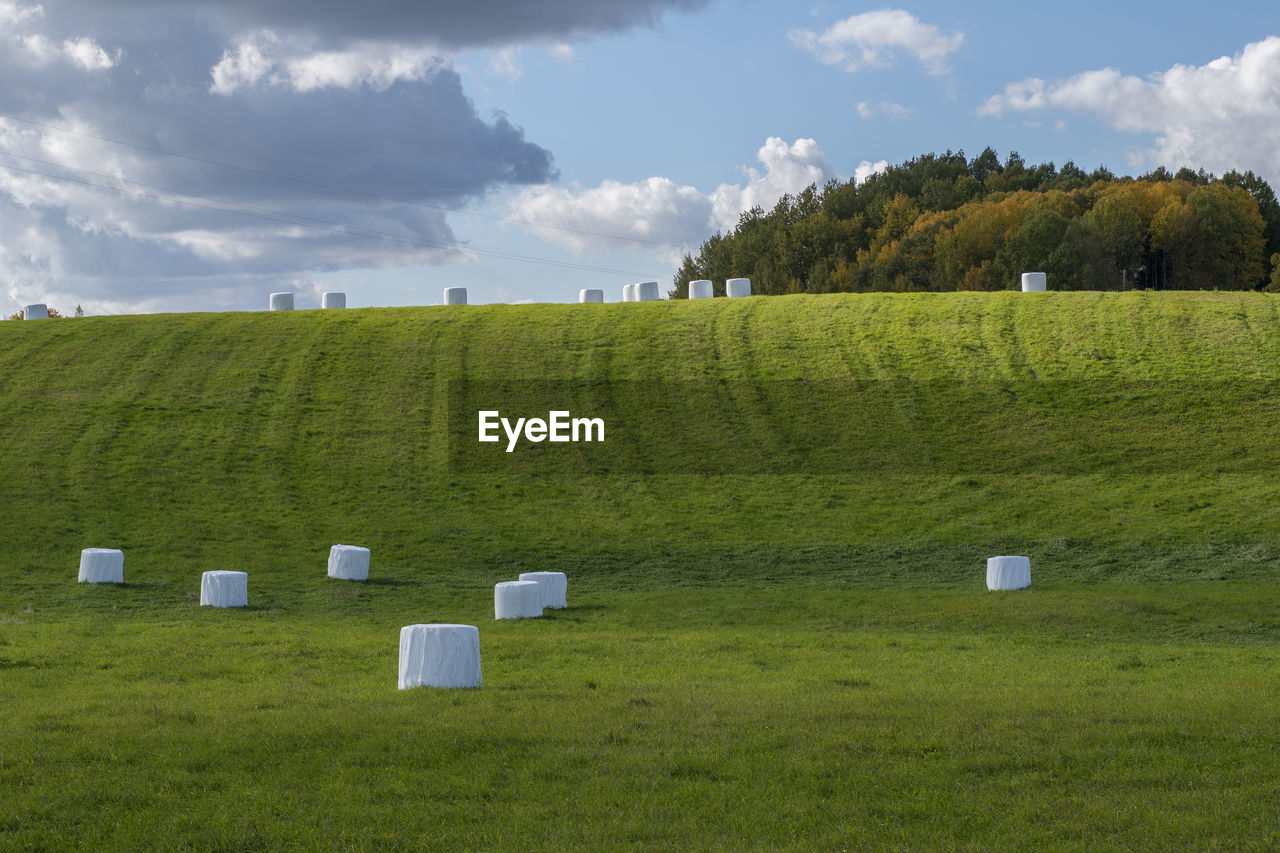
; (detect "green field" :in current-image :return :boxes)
[2,292,1279,848]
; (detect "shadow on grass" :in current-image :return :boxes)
[541,604,606,620]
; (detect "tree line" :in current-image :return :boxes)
[673,149,1280,297]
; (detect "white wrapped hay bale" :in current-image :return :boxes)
[518,571,568,610]
[399,624,481,689]
[327,544,370,581]
[1021,272,1047,292]
[986,556,1031,591]
[688,280,713,299]
[726,278,751,298]
[23,303,49,320]
[578,288,604,303]
[622,283,635,302]
[269,292,294,311]
[200,570,248,607]
[494,580,543,620]
[443,287,468,305]
[635,281,659,302]
[321,291,346,309]
[78,548,124,584]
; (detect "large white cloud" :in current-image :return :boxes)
[511,176,713,263]
[980,36,1280,182]
[0,3,559,314]
[790,9,963,76]
[708,138,842,232]
[509,138,885,264]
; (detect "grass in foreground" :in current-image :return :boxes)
[3,292,1280,847]
[2,581,1278,849]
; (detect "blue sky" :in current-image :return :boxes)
[2,0,1278,313]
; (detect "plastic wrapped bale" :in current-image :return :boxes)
[1021,272,1047,292]
[23,304,49,320]
[688,280,713,299]
[398,624,482,689]
[622,284,634,302]
[986,556,1031,591]
[494,580,543,619]
[578,288,604,303]
[269,292,294,311]
[443,287,468,305]
[78,548,124,584]
[327,544,370,581]
[321,291,346,309]
[518,571,568,610]
[726,278,751,298]
[635,281,660,302]
[200,571,248,607]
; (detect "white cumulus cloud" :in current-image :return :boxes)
[210,31,447,94]
[856,100,913,120]
[286,44,446,92]
[980,36,1280,182]
[709,137,839,232]
[208,30,280,93]
[790,9,963,76]
[511,176,712,264]
[509,138,883,264]
[62,36,119,70]
[854,159,890,184]
[3,3,119,71]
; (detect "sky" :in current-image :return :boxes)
[2,0,1279,314]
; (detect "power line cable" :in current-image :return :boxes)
[0,111,691,251]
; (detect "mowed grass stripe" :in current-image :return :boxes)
[2,293,1280,601]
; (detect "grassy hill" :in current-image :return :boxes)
[3,291,1279,609]
[3,291,1280,849]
